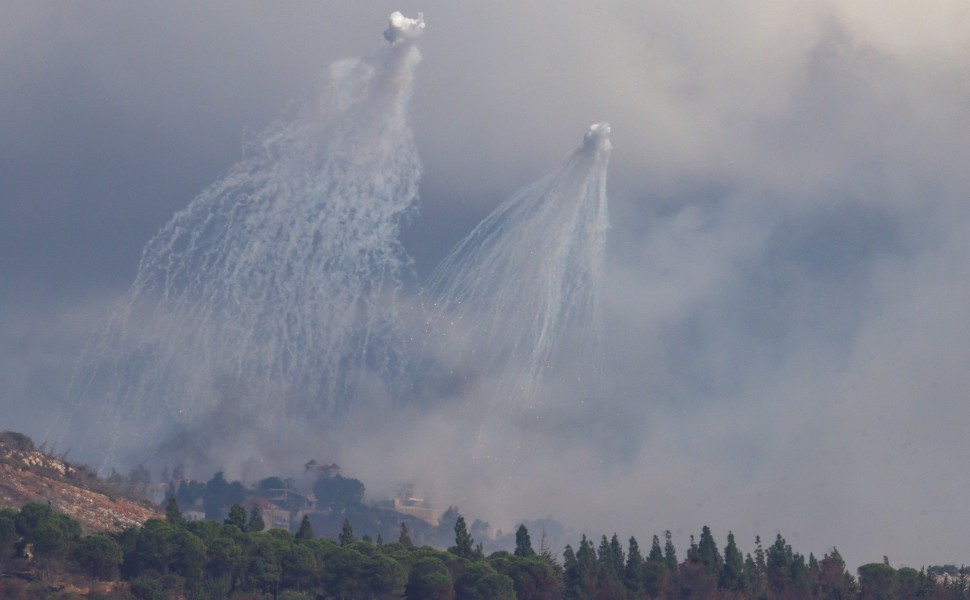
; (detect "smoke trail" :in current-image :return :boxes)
[422,123,612,458]
[58,13,426,476]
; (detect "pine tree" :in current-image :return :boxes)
[624,536,646,596]
[687,534,699,562]
[817,548,853,600]
[791,552,812,596]
[514,524,535,557]
[295,514,314,541]
[766,533,792,595]
[563,545,581,599]
[597,535,617,580]
[609,534,625,577]
[697,525,722,578]
[164,497,185,527]
[224,503,247,531]
[575,536,600,597]
[339,518,355,546]
[247,505,265,533]
[399,522,413,548]
[449,515,474,558]
[721,531,745,592]
[648,534,664,564]
[663,530,678,574]
[744,554,760,594]
[591,534,625,598]
[751,536,768,598]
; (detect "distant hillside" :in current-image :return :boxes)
[0,431,158,532]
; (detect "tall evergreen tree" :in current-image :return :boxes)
[721,531,745,592]
[224,503,247,531]
[790,551,812,596]
[608,534,625,578]
[295,514,314,541]
[514,524,535,557]
[339,518,355,547]
[686,534,699,562]
[590,534,625,598]
[817,548,853,600]
[563,545,581,600]
[663,530,678,574]
[697,525,722,578]
[399,522,413,548]
[164,497,185,527]
[247,505,265,533]
[766,533,793,595]
[575,536,599,598]
[751,537,770,599]
[450,515,475,559]
[597,535,623,583]
[754,535,767,576]
[624,536,647,596]
[744,554,761,595]
[648,535,664,564]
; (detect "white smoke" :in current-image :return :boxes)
[384,11,425,45]
[15,2,968,570]
[57,13,426,476]
[583,121,612,151]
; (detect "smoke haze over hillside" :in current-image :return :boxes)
[2,1,970,570]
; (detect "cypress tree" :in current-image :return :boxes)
[164,497,185,527]
[745,553,763,597]
[721,531,745,591]
[766,533,792,594]
[339,518,355,546]
[563,545,581,599]
[648,534,664,564]
[663,530,678,573]
[398,522,413,548]
[224,503,247,531]
[754,536,767,575]
[697,526,722,578]
[624,536,646,596]
[576,536,599,596]
[514,524,535,557]
[295,514,314,540]
[687,534,699,562]
[247,505,265,533]
[609,534,625,578]
[450,515,474,558]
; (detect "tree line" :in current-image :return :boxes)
[0,500,966,599]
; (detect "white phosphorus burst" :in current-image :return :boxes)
[61,13,425,473]
[423,123,612,455]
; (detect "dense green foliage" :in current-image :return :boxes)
[0,501,966,599]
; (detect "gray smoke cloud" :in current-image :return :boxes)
[2,0,970,570]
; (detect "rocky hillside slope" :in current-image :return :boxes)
[0,431,158,532]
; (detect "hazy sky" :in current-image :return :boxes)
[3,1,970,569]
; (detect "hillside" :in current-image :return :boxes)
[0,431,158,532]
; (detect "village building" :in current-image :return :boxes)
[240,496,292,531]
